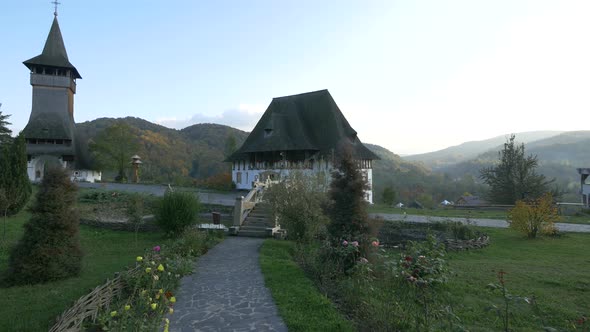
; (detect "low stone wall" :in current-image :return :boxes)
[444,235,490,251]
[80,217,160,232]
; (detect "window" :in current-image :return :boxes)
[236,172,242,184]
[264,128,273,138]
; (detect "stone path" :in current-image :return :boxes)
[369,213,590,233]
[170,237,287,332]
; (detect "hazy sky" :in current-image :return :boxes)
[2,1,589,155]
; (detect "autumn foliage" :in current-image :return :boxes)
[508,193,559,238]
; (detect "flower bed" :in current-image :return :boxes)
[49,229,223,332]
[377,219,488,250]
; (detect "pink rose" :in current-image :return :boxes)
[342,240,348,246]
[371,241,379,247]
[351,241,359,247]
[153,245,161,252]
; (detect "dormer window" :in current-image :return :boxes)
[264,128,273,138]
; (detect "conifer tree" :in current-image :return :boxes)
[480,135,554,204]
[0,134,32,240]
[6,166,82,285]
[327,146,370,243]
[0,109,11,145]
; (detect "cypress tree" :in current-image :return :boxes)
[6,166,83,285]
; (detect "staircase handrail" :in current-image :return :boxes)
[233,186,264,227]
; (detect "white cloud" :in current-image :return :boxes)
[156,104,266,131]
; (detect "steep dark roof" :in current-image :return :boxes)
[228,90,378,161]
[23,16,81,79]
[22,112,75,140]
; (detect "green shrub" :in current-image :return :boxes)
[155,191,200,236]
[266,171,329,243]
[168,228,208,258]
[449,222,475,240]
[6,166,83,285]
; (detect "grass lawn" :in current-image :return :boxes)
[260,227,590,331]
[0,209,169,332]
[369,204,590,225]
[259,240,355,332]
[445,227,590,331]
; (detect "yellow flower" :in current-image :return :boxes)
[136,256,143,262]
[124,304,131,311]
[141,290,147,295]
[169,308,174,314]
[158,264,165,272]
[145,267,152,273]
[151,303,157,310]
[156,294,161,300]
[170,296,176,303]
[110,311,117,317]
[151,261,156,265]
[159,289,164,294]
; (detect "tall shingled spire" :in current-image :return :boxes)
[23,14,81,78]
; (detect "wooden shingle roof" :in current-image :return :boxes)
[23,16,81,79]
[228,90,378,161]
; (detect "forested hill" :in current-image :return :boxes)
[76,117,248,183]
[429,131,590,200]
[403,131,563,168]
[365,143,484,205]
[75,116,486,203]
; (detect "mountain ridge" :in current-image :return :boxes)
[403,130,564,168]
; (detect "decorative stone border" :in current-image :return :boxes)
[444,235,490,251]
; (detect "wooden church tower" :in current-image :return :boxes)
[21,10,100,182]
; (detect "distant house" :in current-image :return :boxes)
[455,195,488,207]
[226,90,379,203]
[577,168,590,207]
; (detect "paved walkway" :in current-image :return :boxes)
[369,213,590,233]
[170,237,287,332]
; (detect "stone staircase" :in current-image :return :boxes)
[238,202,275,238]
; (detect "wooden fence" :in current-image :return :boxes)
[49,267,139,332]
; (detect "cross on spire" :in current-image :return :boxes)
[51,0,61,17]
